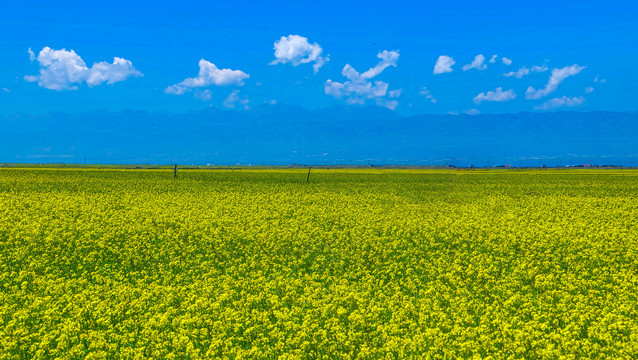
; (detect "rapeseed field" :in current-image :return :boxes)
[1,168,637,359]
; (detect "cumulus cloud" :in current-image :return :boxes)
[418,87,437,103]
[534,96,585,110]
[165,59,249,96]
[324,50,401,109]
[503,65,548,79]
[24,47,142,91]
[585,87,594,94]
[223,90,250,109]
[489,55,498,64]
[433,55,455,74]
[525,64,586,100]
[271,35,328,73]
[86,58,143,87]
[462,54,487,71]
[473,87,516,104]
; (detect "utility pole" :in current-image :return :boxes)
[306,167,311,183]
[174,164,178,179]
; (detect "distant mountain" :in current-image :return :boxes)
[2,105,638,166]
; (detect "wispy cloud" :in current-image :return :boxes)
[419,87,437,103]
[388,89,403,98]
[194,89,212,101]
[223,90,250,109]
[473,87,516,104]
[165,59,248,96]
[503,65,548,79]
[526,64,586,100]
[270,35,328,73]
[24,47,142,91]
[462,54,487,71]
[489,55,512,65]
[433,55,455,74]
[448,109,480,115]
[325,50,401,109]
[534,96,585,110]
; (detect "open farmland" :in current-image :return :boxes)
[1,168,637,359]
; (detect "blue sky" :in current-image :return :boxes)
[1,0,636,116]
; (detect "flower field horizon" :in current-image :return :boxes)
[1,168,637,358]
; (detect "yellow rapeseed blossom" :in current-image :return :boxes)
[0,167,637,358]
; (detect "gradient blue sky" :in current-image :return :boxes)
[1,0,636,116]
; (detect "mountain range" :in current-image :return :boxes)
[2,105,637,166]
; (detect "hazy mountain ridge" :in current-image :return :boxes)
[3,106,637,166]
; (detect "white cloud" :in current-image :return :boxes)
[270,35,328,73]
[324,80,345,98]
[534,96,585,110]
[324,50,401,109]
[418,87,437,103]
[86,58,142,87]
[488,55,511,65]
[24,47,142,91]
[433,55,455,74]
[223,90,250,109]
[594,75,606,83]
[462,54,487,71]
[388,89,403,98]
[384,100,399,110]
[525,64,586,100]
[165,59,249,96]
[2,88,9,93]
[194,89,212,101]
[473,87,516,104]
[28,48,35,61]
[359,50,399,79]
[503,65,548,79]
[448,109,480,115]
[164,85,188,95]
[585,87,594,94]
